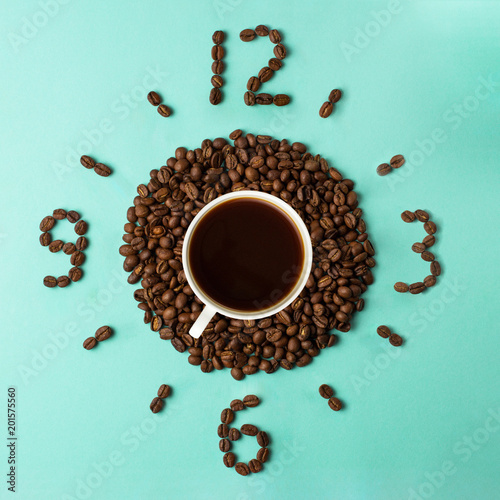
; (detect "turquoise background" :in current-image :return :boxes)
[1,1,499,499]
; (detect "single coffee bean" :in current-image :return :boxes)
[249,459,263,473]
[256,431,269,447]
[70,251,85,266]
[40,216,55,232]
[241,424,258,436]
[329,89,342,103]
[228,428,240,441]
[48,240,63,253]
[269,29,281,44]
[424,221,437,234]
[95,326,112,342]
[39,232,51,246]
[328,397,343,411]
[230,399,245,412]
[63,242,76,255]
[80,155,95,169]
[150,397,164,413]
[221,408,234,424]
[423,235,435,247]
[244,91,256,106]
[273,43,286,59]
[319,384,334,399]
[219,439,231,452]
[43,276,57,288]
[255,93,273,105]
[235,462,250,476]
[211,45,224,60]
[258,66,273,83]
[212,30,224,45]
[257,448,269,463]
[74,220,88,235]
[401,210,416,222]
[147,91,162,106]
[223,452,236,468]
[157,384,171,398]
[268,58,282,71]
[319,101,333,118]
[247,76,260,92]
[212,60,224,74]
[75,236,88,251]
[376,163,391,176]
[424,275,437,287]
[421,251,435,262]
[389,333,403,346]
[394,282,409,293]
[255,25,269,37]
[243,395,260,407]
[67,210,80,223]
[390,154,405,169]
[94,163,112,177]
[83,337,97,350]
[240,28,256,41]
[211,75,224,88]
[273,94,290,106]
[218,423,229,438]
[53,208,67,220]
[57,276,70,287]
[210,88,222,105]
[430,261,441,276]
[68,267,83,282]
[377,325,391,339]
[409,282,426,294]
[229,129,243,140]
[157,104,171,117]
[414,210,429,222]
[412,242,426,253]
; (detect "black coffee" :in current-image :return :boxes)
[188,198,304,312]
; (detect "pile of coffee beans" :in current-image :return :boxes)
[319,89,342,118]
[242,26,289,107]
[318,384,343,411]
[210,31,225,105]
[395,209,441,294]
[120,131,375,380]
[147,91,172,117]
[218,395,268,475]
[150,383,171,413]
[376,325,403,346]
[40,209,88,288]
[83,326,113,350]
[80,155,112,177]
[376,154,405,176]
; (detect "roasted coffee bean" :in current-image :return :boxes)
[409,282,426,294]
[390,154,405,169]
[328,397,342,411]
[329,89,342,103]
[268,58,282,71]
[48,240,63,253]
[401,210,415,222]
[157,104,171,117]
[269,29,281,44]
[219,439,231,452]
[212,60,224,74]
[240,29,256,42]
[53,208,67,220]
[412,242,426,253]
[423,235,435,247]
[67,210,80,223]
[43,276,57,288]
[389,333,403,346]
[218,423,229,438]
[75,236,88,251]
[241,424,258,436]
[83,337,97,350]
[95,326,112,341]
[228,428,240,441]
[223,452,236,468]
[414,210,429,222]
[39,232,51,246]
[40,216,55,232]
[147,91,162,106]
[377,325,391,339]
[394,281,409,293]
[256,93,273,105]
[210,88,222,105]
[430,261,441,276]
[424,221,437,234]
[319,384,334,399]
[243,395,260,407]
[157,384,170,399]
[70,251,85,266]
[74,220,88,235]
[255,25,269,37]
[319,101,333,118]
[258,66,273,83]
[248,459,263,473]
[230,399,245,412]
[150,397,164,413]
[235,462,250,476]
[94,162,112,176]
[273,43,286,59]
[57,276,70,288]
[376,163,391,176]
[211,75,224,88]
[424,275,437,287]
[212,30,224,45]
[421,251,435,262]
[256,431,269,447]
[211,45,224,59]
[68,267,83,282]
[221,408,234,424]
[273,94,290,106]
[244,91,256,106]
[63,242,76,255]
[80,155,95,169]
[257,448,269,463]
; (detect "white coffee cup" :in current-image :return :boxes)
[182,191,313,338]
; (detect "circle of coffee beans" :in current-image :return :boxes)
[120,132,375,380]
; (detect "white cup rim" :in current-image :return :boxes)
[182,191,313,320]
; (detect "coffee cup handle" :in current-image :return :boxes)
[190,304,217,338]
